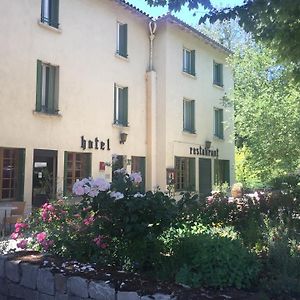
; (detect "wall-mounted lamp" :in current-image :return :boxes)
[120,132,128,144]
[205,140,212,149]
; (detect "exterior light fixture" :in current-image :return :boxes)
[205,140,212,149]
[120,132,128,144]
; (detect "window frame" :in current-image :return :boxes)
[175,157,195,191]
[183,99,195,133]
[41,0,59,29]
[214,108,224,139]
[116,22,128,58]
[114,84,128,127]
[36,60,59,115]
[183,48,195,76]
[213,61,224,87]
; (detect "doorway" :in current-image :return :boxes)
[32,149,57,208]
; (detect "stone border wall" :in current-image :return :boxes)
[0,255,173,300]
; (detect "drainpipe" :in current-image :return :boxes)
[148,21,157,71]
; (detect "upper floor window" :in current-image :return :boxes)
[36,60,59,115]
[214,108,224,139]
[117,22,128,58]
[213,61,223,87]
[114,84,128,126]
[183,99,195,133]
[183,48,195,76]
[41,0,59,29]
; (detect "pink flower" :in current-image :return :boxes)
[41,239,54,251]
[36,232,47,243]
[83,215,94,226]
[17,239,28,249]
[14,222,28,233]
[11,232,19,240]
[93,235,108,249]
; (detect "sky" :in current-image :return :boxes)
[126,0,245,26]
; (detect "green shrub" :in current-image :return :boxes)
[169,234,260,289]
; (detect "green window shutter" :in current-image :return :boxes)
[214,159,220,185]
[213,62,217,84]
[191,50,196,76]
[223,160,230,185]
[114,84,117,123]
[54,66,59,113]
[214,109,218,136]
[63,151,68,196]
[188,158,195,191]
[16,149,25,201]
[118,87,123,124]
[119,24,128,57]
[50,0,59,28]
[36,60,43,112]
[47,66,56,114]
[123,87,128,126]
[220,63,223,86]
[219,109,224,139]
[191,101,195,132]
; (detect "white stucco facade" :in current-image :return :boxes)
[0,0,234,211]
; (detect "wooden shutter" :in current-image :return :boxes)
[63,151,68,195]
[122,87,128,126]
[219,109,224,139]
[188,158,195,191]
[54,66,59,113]
[50,0,59,28]
[214,159,220,185]
[199,158,212,196]
[191,100,195,133]
[48,66,56,114]
[220,63,223,86]
[119,24,128,57]
[114,84,117,123]
[191,50,196,76]
[223,160,230,185]
[16,149,25,201]
[84,154,92,178]
[36,60,43,112]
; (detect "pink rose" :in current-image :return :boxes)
[17,239,28,249]
[36,232,47,243]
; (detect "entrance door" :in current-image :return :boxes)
[199,158,212,197]
[32,149,57,208]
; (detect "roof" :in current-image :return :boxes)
[156,14,233,55]
[114,1,232,55]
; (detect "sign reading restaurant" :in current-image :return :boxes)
[81,136,111,151]
[189,146,219,157]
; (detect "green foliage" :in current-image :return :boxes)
[171,234,260,288]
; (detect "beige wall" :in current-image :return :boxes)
[0,0,150,209]
[0,0,235,209]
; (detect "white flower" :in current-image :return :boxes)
[133,192,145,198]
[110,191,124,200]
[130,172,143,184]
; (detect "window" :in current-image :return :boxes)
[64,152,91,194]
[36,60,59,114]
[131,156,146,192]
[41,0,59,28]
[214,159,230,185]
[183,99,195,133]
[117,22,128,58]
[0,148,25,201]
[214,108,224,139]
[175,157,195,191]
[183,48,195,76]
[213,61,223,87]
[114,84,128,126]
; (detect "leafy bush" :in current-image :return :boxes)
[170,234,260,288]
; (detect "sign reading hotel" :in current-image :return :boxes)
[189,146,219,157]
[81,136,110,151]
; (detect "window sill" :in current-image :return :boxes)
[213,83,224,90]
[182,71,196,79]
[38,20,62,33]
[115,53,129,62]
[112,122,129,128]
[33,110,62,117]
[182,130,197,135]
[213,135,224,141]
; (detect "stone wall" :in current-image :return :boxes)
[0,255,173,300]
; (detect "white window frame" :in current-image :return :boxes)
[183,98,195,133]
[183,48,192,74]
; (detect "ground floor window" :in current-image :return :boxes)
[0,148,25,201]
[64,152,91,194]
[199,158,212,196]
[175,157,195,191]
[131,156,146,192]
[214,159,230,186]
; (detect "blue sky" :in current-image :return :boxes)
[126,0,244,26]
